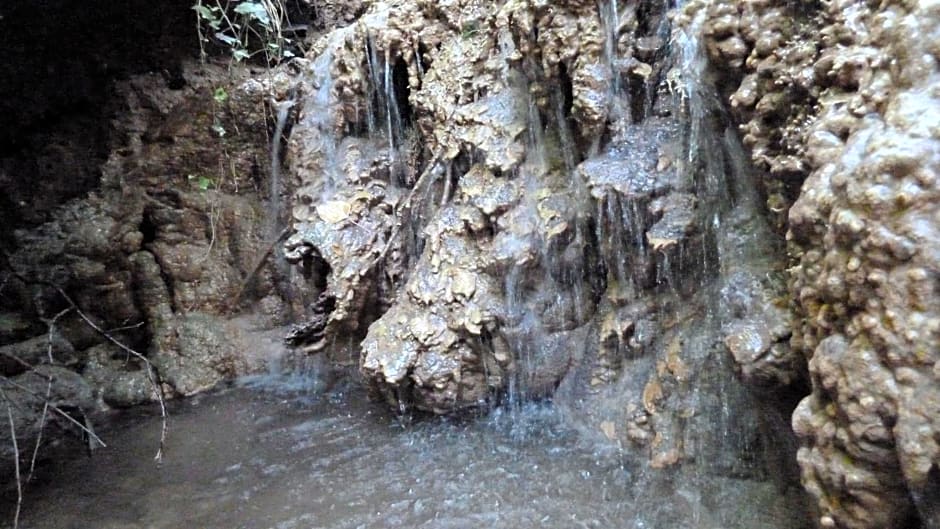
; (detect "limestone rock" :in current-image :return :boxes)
[700,0,940,525]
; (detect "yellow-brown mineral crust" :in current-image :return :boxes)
[700,0,940,526]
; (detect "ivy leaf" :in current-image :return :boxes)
[233,1,271,27]
[232,48,251,62]
[214,32,238,46]
[192,4,215,20]
[213,87,228,104]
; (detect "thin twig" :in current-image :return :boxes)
[6,402,22,529]
[380,107,460,247]
[104,321,146,334]
[24,307,71,482]
[27,378,52,482]
[43,308,72,364]
[370,148,446,268]
[50,286,167,461]
[0,351,35,373]
[231,226,292,310]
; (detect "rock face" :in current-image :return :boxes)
[0,9,304,465]
[5,0,935,526]
[282,0,617,412]
[281,3,804,515]
[700,0,940,527]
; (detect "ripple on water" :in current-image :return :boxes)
[6,378,803,529]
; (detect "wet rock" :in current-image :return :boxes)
[0,331,76,376]
[82,343,156,408]
[700,0,940,525]
[151,312,247,397]
[359,202,505,413]
[2,59,291,419]
[279,7,800,520]
[284,148,400,343]
[698,0,826,231]
[283,0,618,413]
[0,312,39,345]
[579,119,681,201]
[0,366,95,463]
[724,319,799,388]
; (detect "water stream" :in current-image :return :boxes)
[5,366,801,529]
[269,98,296,236]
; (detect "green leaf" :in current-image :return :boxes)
[187,174,214,190]
[232,48,251,61]
[214,32,238,46]
[233,1,271,26]
[197,176,213,190]
[192,4,215,20]
[213,87,228,104]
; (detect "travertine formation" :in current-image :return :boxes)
[5,0,936,526]
[282,2,799,504]
[283,0,616,412]
[701,0,940,527]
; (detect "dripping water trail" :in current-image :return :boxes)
[269,98,296,237]
[601,0,629,128]
[232,96,297,312]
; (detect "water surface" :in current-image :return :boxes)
[7,369,802,529]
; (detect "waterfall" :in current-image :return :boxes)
[269,98,295,236]
[280,2,808,524]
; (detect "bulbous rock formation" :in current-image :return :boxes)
[284,0,616,411]
[701,0,940,527]
[283,4,802,510]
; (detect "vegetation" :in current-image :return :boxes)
[192,0,299,65]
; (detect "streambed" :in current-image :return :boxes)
[7,366,804,529]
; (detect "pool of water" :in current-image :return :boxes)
[4,368,806,529]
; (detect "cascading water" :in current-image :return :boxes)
[283,0,809,522]
[270,98,296,232]
[5,1,812,527]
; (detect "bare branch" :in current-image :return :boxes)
[49,286,167,461]
[231,226,292,311]
[370,149,446,268]
[27,378,52,483]
[1,268,168,461]
[5,402,22,529]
